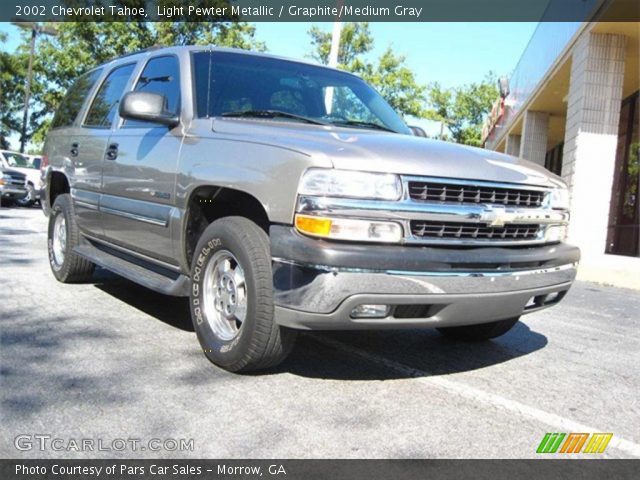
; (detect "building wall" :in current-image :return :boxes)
[562,32,627,257]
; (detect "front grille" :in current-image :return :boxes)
[5,174,25,188]
[408,181,546,207]
[410,221,542,241]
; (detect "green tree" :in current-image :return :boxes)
[427,74,499,146]
[308,23,426,119]
[308,23,373,67]
[0,33,26,149]
[6,17,266,150]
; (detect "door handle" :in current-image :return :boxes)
[70,142,79,157]
[105,143,119,160]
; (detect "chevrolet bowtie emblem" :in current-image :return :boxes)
[480,206,514,227]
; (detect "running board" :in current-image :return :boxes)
[73,244,191,297]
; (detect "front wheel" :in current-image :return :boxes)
[437,317,520,341]
[189,217,296,372]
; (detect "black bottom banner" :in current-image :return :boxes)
[1,459,638,480]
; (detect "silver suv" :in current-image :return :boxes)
[42,46,579,372]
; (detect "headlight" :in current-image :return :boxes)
[549,188,570,210]
[295,214,403,243]
[298,168,402,201]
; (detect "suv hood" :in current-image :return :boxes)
[1,167,26,180]
[212,119,564,188]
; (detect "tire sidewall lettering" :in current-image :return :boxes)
[191,236,236,344]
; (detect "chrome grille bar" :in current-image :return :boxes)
[408,180,546,207]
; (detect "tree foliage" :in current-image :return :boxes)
[0,33,26,149]
[426,74,499,147]
[308,23,426,119]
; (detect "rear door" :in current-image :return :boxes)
[45,68,104,234]
[73,63,137,237]
[100,55,183,265]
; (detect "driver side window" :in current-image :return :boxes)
[125,55,181,128]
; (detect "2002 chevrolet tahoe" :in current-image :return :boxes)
[41,46,580,372]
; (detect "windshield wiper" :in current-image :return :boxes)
[221,110,328,126]
[330,120,396,133]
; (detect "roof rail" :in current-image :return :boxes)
[108,45,165,62]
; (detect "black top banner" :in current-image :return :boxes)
[4,0,640,22]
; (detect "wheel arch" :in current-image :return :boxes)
[182,185,271,269]
[47,170,70,210]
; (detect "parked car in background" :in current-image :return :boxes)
[0,150,42,206]
[0,167,27,206]
[26,154,42,170]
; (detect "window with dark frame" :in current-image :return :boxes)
[83,63,136,128]
[51,68,103,129]
[607,91,639,257]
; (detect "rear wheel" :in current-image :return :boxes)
[47,194,95,282]
[189,216,296,372]
[437,317,519,341]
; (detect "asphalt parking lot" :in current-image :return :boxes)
[1,206,639,459]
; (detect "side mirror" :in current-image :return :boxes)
[498,76,510,99]
[119,91,179,127]
[409,125,427,138]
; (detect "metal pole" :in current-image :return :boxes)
[325,20,343,114]
[20,26,37,153]
[328,21,342,68]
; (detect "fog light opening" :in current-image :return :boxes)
[350,304,391,319]
[525,291,566,310]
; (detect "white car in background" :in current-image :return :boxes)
[0,150,42,206]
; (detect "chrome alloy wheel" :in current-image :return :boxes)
[202,250,248,341]
[52,213,67,267]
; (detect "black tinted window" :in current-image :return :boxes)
[51,69,102,128]
[84,63,135,128]
[125,55,181,128]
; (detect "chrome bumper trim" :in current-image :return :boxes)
[385,262,577,277]
[273,259,578,315]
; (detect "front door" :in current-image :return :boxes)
[100,55,183,265]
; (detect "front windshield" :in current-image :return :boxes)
[3,152,31,168]
[193,51,410,134]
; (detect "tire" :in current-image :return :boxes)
[190,216,296,372]
[437,317,519,341]
[47,194,95,283]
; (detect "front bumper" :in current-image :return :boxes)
[271,226,579,330]
[0,187,27,199]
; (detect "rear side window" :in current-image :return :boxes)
[83,63,135,128]
[125,55,181,127]
[51,68,103,129]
